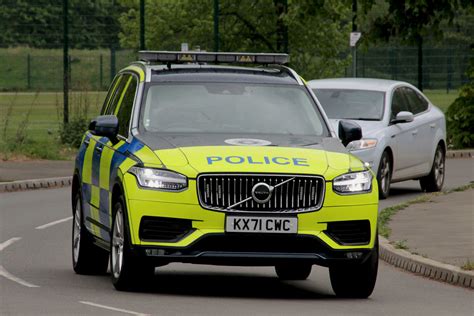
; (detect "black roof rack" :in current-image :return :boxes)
[139,51,289,65]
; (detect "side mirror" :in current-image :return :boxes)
[89,115,119,139]
[391,111,414,124]
[339,120,362,147]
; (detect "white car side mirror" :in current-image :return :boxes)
[392,111,414,124]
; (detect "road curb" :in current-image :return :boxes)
[446,149,474,159]
[379,236,473,289]
[0,176,72,193]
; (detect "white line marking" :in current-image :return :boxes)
[0,265,39,288]
[79,301,149,316]
[0,237,21,252]
[0,237,40,287]
[35,216,73,230]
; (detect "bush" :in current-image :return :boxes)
[446,60,474,149]
[60,118,89,148]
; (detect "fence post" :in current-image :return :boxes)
[110,46,116,83]
[446,48,452,94]
[68,55,72,90]
[99,54,103,90]
[390,48,397,80]
[27,54,31,90]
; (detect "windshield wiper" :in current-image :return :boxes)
[342,118,380,121]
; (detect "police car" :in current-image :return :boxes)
[72,51,379,297]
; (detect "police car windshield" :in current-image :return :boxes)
[141,83,327,136]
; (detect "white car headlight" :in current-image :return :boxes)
[129,167,187,191]
[333,170,372,194]
[347,138,377,151]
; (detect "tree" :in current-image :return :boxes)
[0,0,125,49]
[359,0,472,90]
[118,0,352,79]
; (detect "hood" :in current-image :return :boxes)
[136,133,364,179]
[329,119,386,138]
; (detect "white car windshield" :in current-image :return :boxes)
[313,89,385,121]
[141,83,327,136]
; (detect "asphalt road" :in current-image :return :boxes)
[1,159,473,315]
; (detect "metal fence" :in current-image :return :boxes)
[349,46,471,92]
[0,46,470,92]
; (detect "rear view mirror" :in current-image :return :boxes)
[339,120,362,147]
[391,111,414,124]
[89,115,119,139]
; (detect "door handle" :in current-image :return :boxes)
[84,139,90,146]
[411,130,418,136]
[95,145,103,153]
[430,123,436,128]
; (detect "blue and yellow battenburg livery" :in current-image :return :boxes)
[72,51,379,297]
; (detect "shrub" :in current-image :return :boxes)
[446,60,474,149]
[60,118,89,148]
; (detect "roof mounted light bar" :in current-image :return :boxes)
[139,51,289,65]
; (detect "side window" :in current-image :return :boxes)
[116,75,138,137]
[100,75,121,115]
[403,87,428,114]
[391,88,409,119]
[105,74,131,115]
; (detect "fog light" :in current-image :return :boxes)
[346,252,363,259]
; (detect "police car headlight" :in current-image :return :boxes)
[333,171,372,194]
[346,138,377,151]
[129,167,187,191]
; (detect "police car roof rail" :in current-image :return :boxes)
[139,51,289,65]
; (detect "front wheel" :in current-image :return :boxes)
[275,263,312,280]
[419,144,445,192]
[110,196,155,291]
[72,190,108,275]
[329,238,378,298]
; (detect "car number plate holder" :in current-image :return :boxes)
[225,215,297,234]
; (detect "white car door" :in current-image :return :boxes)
[402,87,433,175]
[387,87,424,181]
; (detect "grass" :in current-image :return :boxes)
[392,240,409,250]
[0,91,105,160]
[0,47,136,91]
[461,260,474,271]
[378,183,474,238]
[424,89,459,112]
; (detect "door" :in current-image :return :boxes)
[95,74,138,241]
[81,74,130,241]
[402,87,433,174]
[387,87,424,181]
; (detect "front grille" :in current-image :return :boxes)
[197,173,324,213]
[325,220,371,245]
[139,216,193,242]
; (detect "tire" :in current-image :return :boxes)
[110,195,155,291]
[419,144,445,192]
[275,263,312,280]
[329,237,379,298]
[377,151,392,200]
[72,189,109,275]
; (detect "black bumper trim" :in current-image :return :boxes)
[132,233,374,267]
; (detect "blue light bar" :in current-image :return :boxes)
[139,51,289,65]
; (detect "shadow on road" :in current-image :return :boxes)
[129,271,334,299]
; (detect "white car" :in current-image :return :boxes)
[309,78,446,199]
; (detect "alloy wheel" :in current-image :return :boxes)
[112,208,125,279]
[72,199,81,264]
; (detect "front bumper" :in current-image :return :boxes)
[123,174,379,265]
[131,233,375,266]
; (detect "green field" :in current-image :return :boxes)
[0,89,460,160]
[1,91,105,159]
[0,47,135,91]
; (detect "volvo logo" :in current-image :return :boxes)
[251,183,274,204]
